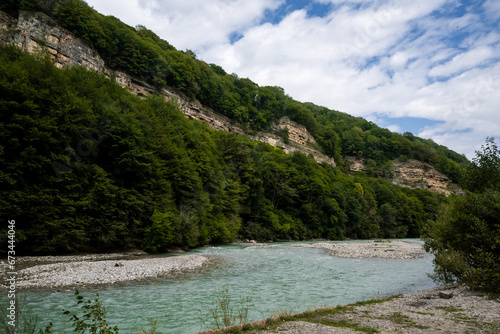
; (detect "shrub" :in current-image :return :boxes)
[424,138,500,292]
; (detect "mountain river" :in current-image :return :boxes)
[14,240,436,333]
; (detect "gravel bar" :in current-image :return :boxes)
[2,254,209,289]
[291,241,425,259]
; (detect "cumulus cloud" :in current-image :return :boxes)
[84,0,500,158]
[86,0,283,51]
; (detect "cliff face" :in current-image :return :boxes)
[1,11,106,71]
[347,157,459,195]
[0,10,335,167]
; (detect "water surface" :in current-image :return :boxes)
[18,240,436,333]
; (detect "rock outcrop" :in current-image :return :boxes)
[1,11,106,72]
[274,117,317,146]
[346,156,458,195]
[391,160,455,195]
[0,10,335,167]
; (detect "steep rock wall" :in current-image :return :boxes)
[391,160,455,195]
[346,156,458,195]
[0,10,335,167]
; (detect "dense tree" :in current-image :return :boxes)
[424,138,500,292]
[1,0,473,255]
[0,46,453,254]
[0,1,468,182]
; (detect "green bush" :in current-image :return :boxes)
[198,285,251,330]
[425,138,500,292]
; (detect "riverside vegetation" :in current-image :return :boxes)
[1,0,499,332]
[0,0,469,255]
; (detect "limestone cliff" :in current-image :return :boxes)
[347,157,459,195]
[0,10,335,167]
[391,160,460,195]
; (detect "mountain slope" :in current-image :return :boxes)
[1,0,468,178]
[0,1,466,254]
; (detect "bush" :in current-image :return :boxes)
[198,285,251,330]
[63,290,119,334]
[424,138,500,292]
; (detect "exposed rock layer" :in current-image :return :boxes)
[347,156,458,195]
[0,10,335,167]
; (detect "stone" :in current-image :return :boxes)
[439,291,454,299]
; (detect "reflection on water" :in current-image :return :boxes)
[18,240,436,334]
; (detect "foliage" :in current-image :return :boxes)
[1,1,468,181]
[424,138,500,292]
[461,137,500,193]
[199,285,251,330]
[63,290,119,334]
[133,319,160,334]
[0,46,453,254]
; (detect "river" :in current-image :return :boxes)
[18,240,436,333]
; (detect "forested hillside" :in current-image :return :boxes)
[0,0,469,254]
[0,46,449,253]
[0,0,467,176]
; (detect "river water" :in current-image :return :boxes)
[19,240,436,333]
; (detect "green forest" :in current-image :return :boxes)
[0,0,471,254]
[0,45,451,253]
[1,0,467,175]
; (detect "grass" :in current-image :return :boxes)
[198,285,251,330]
[417,311,435,316]
[437,306,465,313]
[385,312,429,329]
[260,297,402,334]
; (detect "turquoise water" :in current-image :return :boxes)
[18,240,436,333]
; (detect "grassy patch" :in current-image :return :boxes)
[387,312,413,325]
[436,306,465,313]
[385,312,429,330]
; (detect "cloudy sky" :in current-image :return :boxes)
[84,0,500,159]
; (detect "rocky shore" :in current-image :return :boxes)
[1,253,210,289]
[291,240,425,259]
[241,284,500,334]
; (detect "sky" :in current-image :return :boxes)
[84,0,500,159]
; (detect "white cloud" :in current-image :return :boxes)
[429,46,494,78]
[84,0,500,159]
[483,0,500,19]
[85,0,284,51]
[386,124,401,133]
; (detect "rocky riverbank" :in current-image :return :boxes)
[197,284,500,334]
[1,253,210,289]
[244,284,500,334]
[291,240,425,259]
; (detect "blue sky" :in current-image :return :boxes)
[85,0,500,159]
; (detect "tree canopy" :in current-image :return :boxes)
[425,138,500,292]
[0,46,451,254]
[1,0,468,181]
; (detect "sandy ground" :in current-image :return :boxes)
[291,241,425,259]
[243,284,500,334]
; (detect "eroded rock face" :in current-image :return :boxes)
[2,11,106,71]
[0,10,336,167]
[391,160,454,195]
[275,117,317,146]
[346,156,458,195]
[346,156,367,173]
